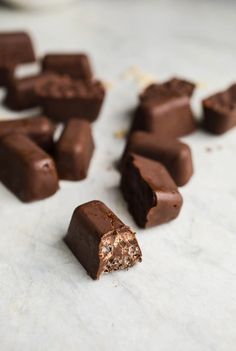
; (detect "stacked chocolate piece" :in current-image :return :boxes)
[119,77,196,228]
[0,31,106,202]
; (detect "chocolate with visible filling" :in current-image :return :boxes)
[42,53,93,80]
[0,31,36,87]
[0,134,59,202]
[121,131,193,186]
[0,116,55,151]
[121,154,183,228]
[202,83,236,134]
[55,119,94,180]
[65,200,142,280]
[35,74,105,122]
[131,77,196,138]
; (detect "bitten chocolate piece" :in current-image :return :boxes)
[0,116,55,151]
[202,84,236,134]
[121,154,183,228]
[131,77,196,138]
[65,200,142,280]
[42,53,93,80]
[55,119,94,180]
[35,74,105,122]
[0,134,59,202]
[0,32,36,87]
[121,132,193,186]
[5,74,50,111]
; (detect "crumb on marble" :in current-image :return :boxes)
[102,80,115,90]
[113,129,127,139]
[121,65,157,89]
[205,147,212,152]
[197,81,208,89]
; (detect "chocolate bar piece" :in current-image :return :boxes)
[202,84,236,134]
[131,77,196,137]
[55,119,94,180]
[0,32,36,87]
[121,154,183,228]
[121,132,193,186]
[5,73,50,111]
[35,74,105,122]
[65,200,142,280]
[0,116,55,151]
[0,134,59,202]
[42,53,93,80]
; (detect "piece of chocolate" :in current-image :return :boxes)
[121,154,183,228]
[5,73,50,111]
[0,32,36,87]
[42,53,93,80]
[202,84,236,134]
[55,119,94,180]
[35,74,105,122]
[0,116,55,151]
[65,200,142,280]
[131,77,196,137]
[0,134,59,202]
[121,132,193,186]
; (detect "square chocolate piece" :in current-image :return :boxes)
[42,53,93,80]
[121,154,183,228]
[55,119,94,180]
[65,200,142,280]
[202,84,236,134]
[0,134,59,202]
[121,131,193,186]
[131,77,196,138]
[35,74,105,122]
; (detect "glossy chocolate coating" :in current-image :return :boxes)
[35,74,105,122]
[131,77,196,138]
[0,116,55,151]
[0,32,36,87]
[121,154,183,228]
[121,131,193,186]
[5,73,50,111]
[55,119,94,180]
[65,201,142,280]
[42,53,93,80]
[0,134,59,202]
[202,84,236,134]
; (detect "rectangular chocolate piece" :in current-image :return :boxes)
[202,84,236,134]
[131,77,196,138]
[65,200,142,280]
[5,74,50,111]
[121,131,193,186]
[35,74,105,122]
[0,32,36,87]
[0,134,59,202]
[121,154,183,228]
[42,53,93,80]
[55,119,94,180]
[0,116,55,151]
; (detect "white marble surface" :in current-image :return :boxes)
[0,1,236,350]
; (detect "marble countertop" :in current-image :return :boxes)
[0,1,236,350]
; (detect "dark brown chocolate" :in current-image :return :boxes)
[5,73,50,111]
[55,119,94,180]
[121,154,183,228]
[0,32,36,87]
[35,74,105,122]
[0,134,59,202]
[121,132,193,186]
[65,200,142,280]
[0,116,55,151]
[202,84,236,134]
[42,53,93,80]
[131,77,196,138]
